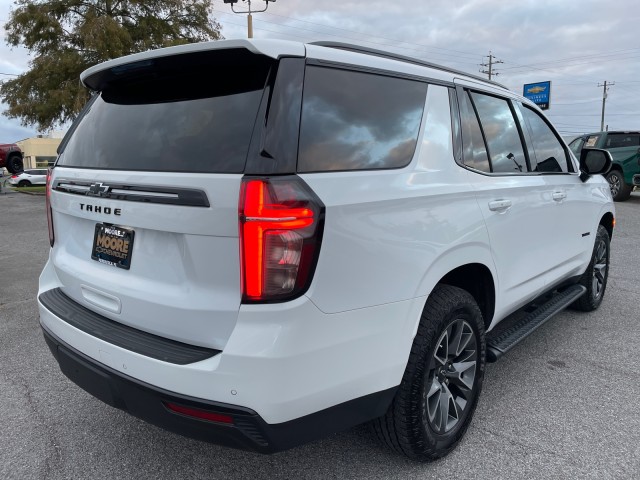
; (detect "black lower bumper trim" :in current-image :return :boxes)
[41,326,397,453]
[39,288,220,365]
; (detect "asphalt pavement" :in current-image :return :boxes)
[1,191,639,479]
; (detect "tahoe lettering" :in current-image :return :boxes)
[80,203,121,215]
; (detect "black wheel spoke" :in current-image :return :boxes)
[591,238,609,300]
[425,318,478,434]
[449,360,477,391]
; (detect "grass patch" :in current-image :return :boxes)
[12,185,46,193]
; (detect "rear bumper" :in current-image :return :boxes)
[42,325,396,453]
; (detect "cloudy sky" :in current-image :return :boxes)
[1,0,639,142]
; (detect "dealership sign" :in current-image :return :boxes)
[523,81,551,110]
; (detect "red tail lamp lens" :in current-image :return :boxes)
[239,177,324,302]
[164,402,234,424]
[46,168,55,247]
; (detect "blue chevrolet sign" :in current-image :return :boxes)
[523,81,551,110]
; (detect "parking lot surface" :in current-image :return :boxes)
[1,191,639,479]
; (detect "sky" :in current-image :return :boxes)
[1,0,639,142]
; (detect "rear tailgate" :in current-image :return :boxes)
[48,46,276,350]
[49,170,242,350]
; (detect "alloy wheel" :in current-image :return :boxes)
[424,319,478,434]
[608,174,620,197]
[592,238,608,300]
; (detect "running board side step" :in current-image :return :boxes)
[486,284,587,362]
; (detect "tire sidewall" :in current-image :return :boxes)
[406,287,486,456]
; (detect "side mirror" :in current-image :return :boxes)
[579,148,612,182]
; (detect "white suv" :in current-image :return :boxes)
[9,168,48,187]
[38,39,615,461]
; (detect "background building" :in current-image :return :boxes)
[16,131,65,169]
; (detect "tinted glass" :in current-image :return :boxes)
[605,133,640,148]
[58,56,270,173]
[521,107,568,173]
[298,66,427,172]
[461,92,490,172]
[569,137,585,155]
[471,92,527,173]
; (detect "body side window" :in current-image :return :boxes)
[605,133,640,149]
[470,91,528,173]
[458,90,491,172]
[297,66,428,173]
[520,106,570,173]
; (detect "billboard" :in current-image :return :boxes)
[523,81,551,110]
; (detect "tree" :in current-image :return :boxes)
[1,1,223,131]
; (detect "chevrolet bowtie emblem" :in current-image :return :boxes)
[88,182,111,197]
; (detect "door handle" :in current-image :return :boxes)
[552,191,567,201]
[488,199,512,212]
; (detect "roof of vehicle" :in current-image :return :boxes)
[81,38,509,92]
[578,131,640,136]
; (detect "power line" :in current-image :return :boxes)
[255,9,483,59]
[500,48,640,71]
[479,52,503,80]
[215,9,484,65]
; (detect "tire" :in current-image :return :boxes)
[18,180,31,187]
[606,170,632,202]
[372,284,486,461]
[572,225,610,312]
[6,155,24,174]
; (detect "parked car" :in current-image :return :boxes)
[38,39,615,461]
[8,169,48,187]
[569,131,640,201]
[0,143,24,173]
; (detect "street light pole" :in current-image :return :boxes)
[224,0,275,39]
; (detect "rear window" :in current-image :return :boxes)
[58,51,271,173]
[298,66,427,172]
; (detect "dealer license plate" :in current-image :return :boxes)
[91,224,135,270]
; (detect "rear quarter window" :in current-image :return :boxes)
[297,66,427,172]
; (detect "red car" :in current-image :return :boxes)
[0,143,24,173]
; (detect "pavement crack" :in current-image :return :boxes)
[0,370,62,479]
[476,425,589,470]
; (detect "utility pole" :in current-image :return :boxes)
[480,52,503,81]
[597,81,614,132]
[223,0,276,39]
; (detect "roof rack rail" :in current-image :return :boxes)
[308,41,508,90]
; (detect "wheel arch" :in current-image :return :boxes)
[415,246,497,333]
[439,264,495,331]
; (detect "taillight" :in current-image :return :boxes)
[46,168,54,247]
[239,176,324,303]
[11,175,18,179]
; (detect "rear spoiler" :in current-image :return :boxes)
[81,39,305,91]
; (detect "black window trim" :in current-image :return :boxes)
[296,62,430,174]
[305,58,454,88]
[448,87,463,165]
